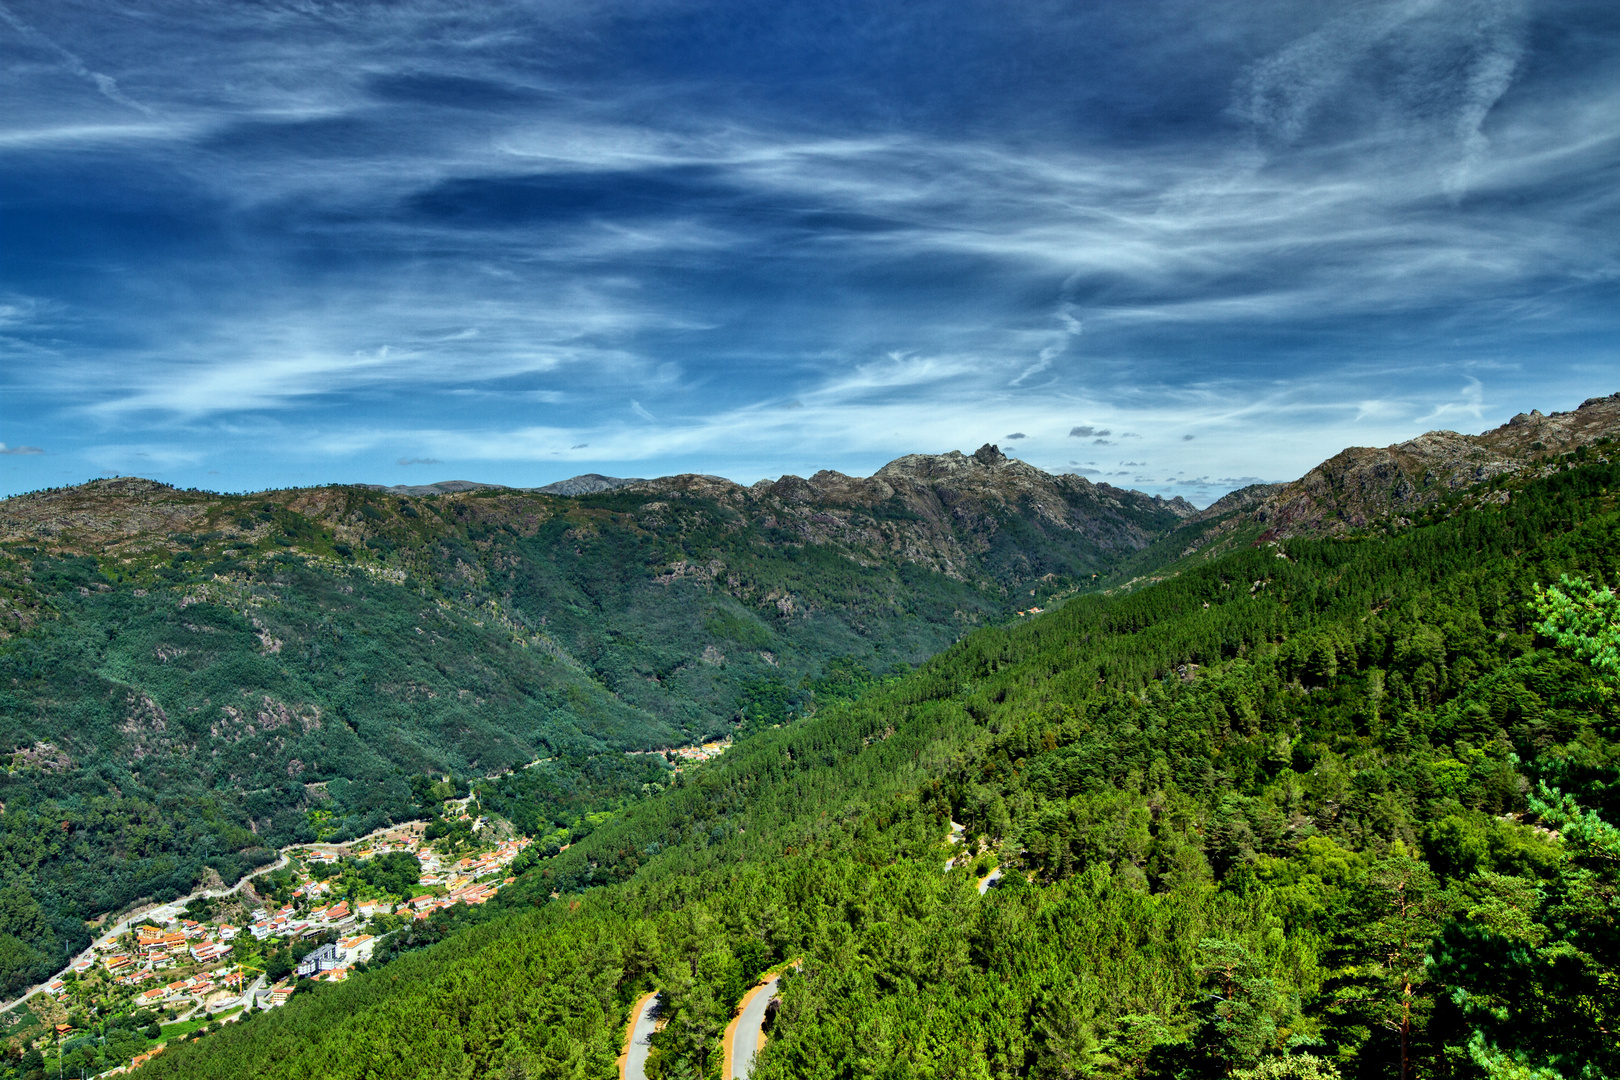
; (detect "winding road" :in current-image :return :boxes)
[618,990,661,1080]
[0,852,291,1017]
[724,972,783,1080]
[622,825,1003,1080]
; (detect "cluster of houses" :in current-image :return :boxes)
[38,818,537,1074]
[132,969,246,1010]
[245,897,375,941]
[630,738,732,770]
[406,881,495,920]
[669,739,732,765]
[65,919,248,1011]
[296,828,449,886]
[62,900,386,1024]
[244,835,530,1005]
[452,839,528,883]
[399,839,528,920]
[13,819,556,1079]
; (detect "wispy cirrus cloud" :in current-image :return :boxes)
[0,0,153,116]
[0,0,1615,503]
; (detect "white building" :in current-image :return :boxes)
[338,935,376,964]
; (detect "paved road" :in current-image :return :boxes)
[639,837,997,1080]
[728,974,782,1080]
[224,973,266,1015]
[620,991,661,1080]
[0,816,428,1018]
[0,852,291,1017]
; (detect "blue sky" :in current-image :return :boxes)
[1,0,1616,505]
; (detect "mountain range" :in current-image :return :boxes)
[0,441,1191,997]
[113,391,1620,1080]
[0,395,1616,1043]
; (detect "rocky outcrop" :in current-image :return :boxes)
[0,477,213,546]
[605,445,1193,582]
[363,480,507,497]
[0,445,1195,597]
[362,474,647,497]
[532,474,645,496]
[1200,392,1620,541]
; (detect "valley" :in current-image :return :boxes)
[0,444,1184,1003]
[0,399,1616,1079]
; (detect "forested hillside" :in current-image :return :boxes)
[0,447,1185,996]
[124,449,1620,1079]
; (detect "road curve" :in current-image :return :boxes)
[725,972,781,1080]
[977,868,1003,894]
[619,990,661,1080]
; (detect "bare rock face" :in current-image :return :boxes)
[1203,392,1620,540]
[361,475,649,497]
[613,444,1192,582]
[0,477,214,546]
[532,474,645,496]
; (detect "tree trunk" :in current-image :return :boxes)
[1399,984,1412,1080]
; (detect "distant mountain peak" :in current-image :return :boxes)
[533,474,645,496]
[358,475,648,498]
[363,480,510,497]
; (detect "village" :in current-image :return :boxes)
[15,800,532,1077]
[627,737,733,770]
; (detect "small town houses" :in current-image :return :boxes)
[7,827,552,1080]
[189,941,231,964]
[28,823,537,1079]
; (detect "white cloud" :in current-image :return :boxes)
[1416,377,1487,425]
[0,0,154,116]
[2,1,1611,503]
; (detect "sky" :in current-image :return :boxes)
[1,0,1617,506]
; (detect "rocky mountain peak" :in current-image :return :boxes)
[537,473,645,496]
[1187,390,1620,543]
